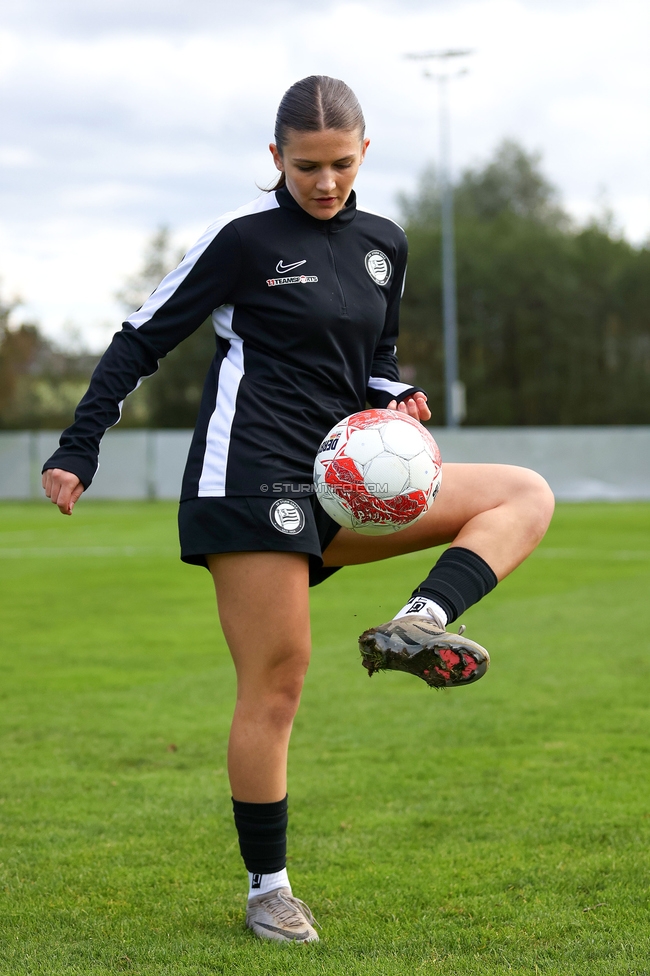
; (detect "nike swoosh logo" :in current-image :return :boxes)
[276,259,307,274]
[256,922,311,940]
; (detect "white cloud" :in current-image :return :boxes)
[0,0,648,347]
[0,0,464,37]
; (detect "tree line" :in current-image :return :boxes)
[398,140,650,425]
[0,296,100,431]
[1,140,648,430]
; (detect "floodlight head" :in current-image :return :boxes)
[404,48,474,61]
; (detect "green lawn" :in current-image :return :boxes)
[1,500,649,975]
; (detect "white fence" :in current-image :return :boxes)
[2,427,650,502]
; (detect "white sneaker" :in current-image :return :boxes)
[245,886,319,943]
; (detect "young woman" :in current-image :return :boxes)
[42,76,554,944]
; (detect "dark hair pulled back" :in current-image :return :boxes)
[271,75,365,190]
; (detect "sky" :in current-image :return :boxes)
[1,0,648,350]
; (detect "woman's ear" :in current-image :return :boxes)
[360,137,370,164]
[269,143,284,173]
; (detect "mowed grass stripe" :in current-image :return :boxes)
[0,501,649,975]
[3,545,649,561]
[0,546,175,558]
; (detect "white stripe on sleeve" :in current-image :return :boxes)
[367,376,416,398]
[126,192,280,331]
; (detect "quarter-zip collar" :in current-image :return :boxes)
[275,184,357,233]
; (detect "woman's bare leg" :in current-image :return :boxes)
[207,551,311,803]
[323,463,554,578]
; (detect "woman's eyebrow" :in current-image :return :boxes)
[291,155,356,164]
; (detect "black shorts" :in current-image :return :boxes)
[178,495,343,587]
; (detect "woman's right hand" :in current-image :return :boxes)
[42,468,84,516]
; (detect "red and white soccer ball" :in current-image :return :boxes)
[313,408,442,535]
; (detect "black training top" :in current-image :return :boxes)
[43,185,424,499]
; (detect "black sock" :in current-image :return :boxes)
[412,546,498,624]
[232,795,288,874]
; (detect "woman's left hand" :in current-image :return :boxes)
[387,392,431,423]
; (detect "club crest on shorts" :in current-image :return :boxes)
[269,499,305,535]
[365,249,392,286]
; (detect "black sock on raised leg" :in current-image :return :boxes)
[411,546,498,624]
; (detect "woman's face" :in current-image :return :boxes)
[270,128,370,220]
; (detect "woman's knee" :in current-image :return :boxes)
[265,682,304,727]
[512,467,555,539]
[237,646,310,722]
[239,677,306,730]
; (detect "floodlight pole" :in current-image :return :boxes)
[405,49,472,427]
[437,73,460,428]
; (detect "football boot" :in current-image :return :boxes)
[246,887,319,943]
[359,604,489,689]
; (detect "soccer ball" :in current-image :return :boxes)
[313,408,442,535]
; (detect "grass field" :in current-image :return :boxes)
[1,500,650,975]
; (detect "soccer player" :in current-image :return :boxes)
[42,76,554,943]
